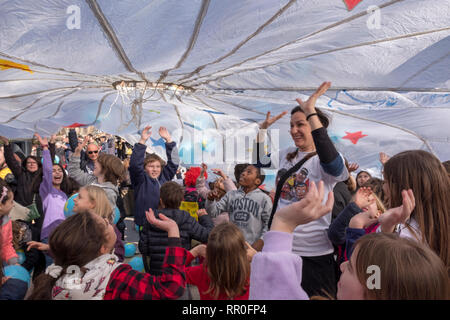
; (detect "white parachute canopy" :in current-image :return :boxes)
[1,0,449,183]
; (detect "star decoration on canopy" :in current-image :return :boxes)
[342,131,368,144]
[343,0,363,11]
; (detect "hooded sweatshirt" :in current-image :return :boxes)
[205,188,272,244]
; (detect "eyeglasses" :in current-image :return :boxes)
[88,150,99,155]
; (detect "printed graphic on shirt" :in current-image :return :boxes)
[277,167,310,202]
[229,198,261,228]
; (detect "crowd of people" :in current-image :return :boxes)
[0,82,448,300]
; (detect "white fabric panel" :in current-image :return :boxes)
[0,0,448,184]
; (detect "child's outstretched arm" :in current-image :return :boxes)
[249,181,333,300]
[104,209,187,300]
[67,136,95,186]
[328,187,374,246]
[0,135,22,179]
[204,191,230,218]
[35,134,53,199]
[196,163,210,199]
[187,209,214,244]
[159,127,179,182]
[129,126,151,186]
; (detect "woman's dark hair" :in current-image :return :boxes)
[290,106,330,128]
[66,176,81,196]
[28,211,107,300]
[287,107,330,162]
[54,163,70,195]
[22,155,42,171]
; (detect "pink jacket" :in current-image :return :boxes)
[196,176,236,225]
[1,215,18,265]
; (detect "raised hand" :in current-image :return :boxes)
[145,208,180,238]
[347,162,359,173]
[0,136,9,146]
[159,127,172,143]
[139,126,152,144]
[260,111,288,130]
[245,242,257,262]
[212,168,226,179]
[34,133,48,148]
[190,244,206,259]
[353,187,375,209]
[197,208,208,217]
[295,81,331,116]
[74,136,88,156]
[26,241,50,252]
[271,180,334,233]
[379,152,390,165]
[378,189,415,233]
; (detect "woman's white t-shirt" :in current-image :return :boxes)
[276,147,349,257]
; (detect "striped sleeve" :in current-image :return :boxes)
[104,242,187,300]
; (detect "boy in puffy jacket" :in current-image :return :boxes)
[139,181,213,275]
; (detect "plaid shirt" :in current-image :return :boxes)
[104,239,187,300]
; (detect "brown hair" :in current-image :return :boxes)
[96,153,126,185]
[383,150,450,272]
[82,185,113,222]
[353,232,449,300]
[362,177,384,200]
[28,211,107,300]
[287,106,329,162]
[160,181,184,209]
[205,223,250,299]
[144,153,166,168]
[443,160,450,176]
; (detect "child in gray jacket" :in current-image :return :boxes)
[205,165,272,251]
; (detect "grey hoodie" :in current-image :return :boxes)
[68,154,119,205]
[205,188,272,244]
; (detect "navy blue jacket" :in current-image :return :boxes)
[328,202,362,247]
[139,208,214,275]
[129,142,179,226]
[0,279,27,300]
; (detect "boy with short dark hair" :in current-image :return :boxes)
[205,165,272,251]
[140,181,214,275]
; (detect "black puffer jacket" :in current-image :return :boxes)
[139,208,214,275]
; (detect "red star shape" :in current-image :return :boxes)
[342,131,368,144]
[343,0,363,11]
